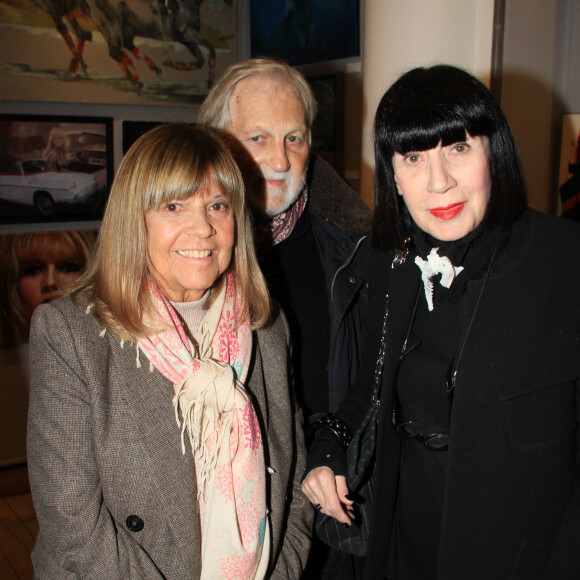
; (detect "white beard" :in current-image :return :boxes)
[249,169,307,217]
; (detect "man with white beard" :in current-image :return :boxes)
[198,59,371,578]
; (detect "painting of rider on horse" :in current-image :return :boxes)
[0,0,236,105]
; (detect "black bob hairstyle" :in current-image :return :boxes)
[373,64,527,248]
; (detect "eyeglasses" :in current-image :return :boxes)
[394,420,450,451]
[391,339,451,452]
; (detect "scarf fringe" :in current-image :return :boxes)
[173,372,235,502]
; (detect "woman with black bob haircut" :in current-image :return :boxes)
[302,65,580,580]
[373,64,526,248]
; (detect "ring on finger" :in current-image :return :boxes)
[314,503,322,512]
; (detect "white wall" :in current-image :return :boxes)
[359,0,495,207]
[501,0,579,214]
[501,0,559,213]
[358,0,580,214]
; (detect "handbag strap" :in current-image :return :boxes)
[311,247,408,448]
[371,245,409,403]
[371,293,389,404]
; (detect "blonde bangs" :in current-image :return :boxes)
[80,123,270,340]
[12,231,91,266]
[124,127,245,216]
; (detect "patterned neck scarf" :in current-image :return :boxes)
[254,187,309,249]
[137,272,270,579]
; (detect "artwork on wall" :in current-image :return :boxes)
[0,227,98,466]
[250,0,359,66]
[0,115,113,226]
[558,114,580,221]
[0,0,237,106]
[307,73,345,173]
[122,120,167,154]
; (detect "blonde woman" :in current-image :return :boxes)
[42,127,72,171]
[27,124,312,579]
[0,230,94,348]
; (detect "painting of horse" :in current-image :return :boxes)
[0,0,237,105]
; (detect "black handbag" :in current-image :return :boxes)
[314,293,390,557]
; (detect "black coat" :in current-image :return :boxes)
[306,154,372,413]
[309,209,369,413]
[271,153,372,417]
[316,209,580,579]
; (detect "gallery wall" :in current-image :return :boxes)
[0,0,578,467]
[0,0,364,466]
[0,0,365,232]
[0,0,240,466]
[2,0,578,228]
[500,0,580,215]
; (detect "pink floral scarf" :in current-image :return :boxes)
[137,272,270,579]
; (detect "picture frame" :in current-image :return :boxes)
[307,73,345,173]
[558,114,580,220]
[0,1,237,106]
[0,114,113,228]
[122,120,167,154]
[250,0,360,66]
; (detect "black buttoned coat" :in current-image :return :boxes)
[332,209,580,579]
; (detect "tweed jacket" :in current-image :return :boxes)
[27,294,313,579]
[310,209,580,579]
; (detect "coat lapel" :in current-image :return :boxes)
[114,339,201,558]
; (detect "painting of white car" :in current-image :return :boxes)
[0,159,98,216]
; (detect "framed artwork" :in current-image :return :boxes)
[0,115,113,226]
[122,120,167,154]
[0,227,98,466]
[308,73,345,173]
[558,114,580,220]
[0,0,237,106]
[250,0,359,66]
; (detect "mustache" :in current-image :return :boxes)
[258,170,293,183]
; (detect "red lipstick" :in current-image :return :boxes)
[429,202,465,220]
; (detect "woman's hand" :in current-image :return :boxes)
[301,466,354,525]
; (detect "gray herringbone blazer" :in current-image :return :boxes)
[27,294,313,579]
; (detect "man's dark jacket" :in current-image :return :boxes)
[301,154,372,413]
